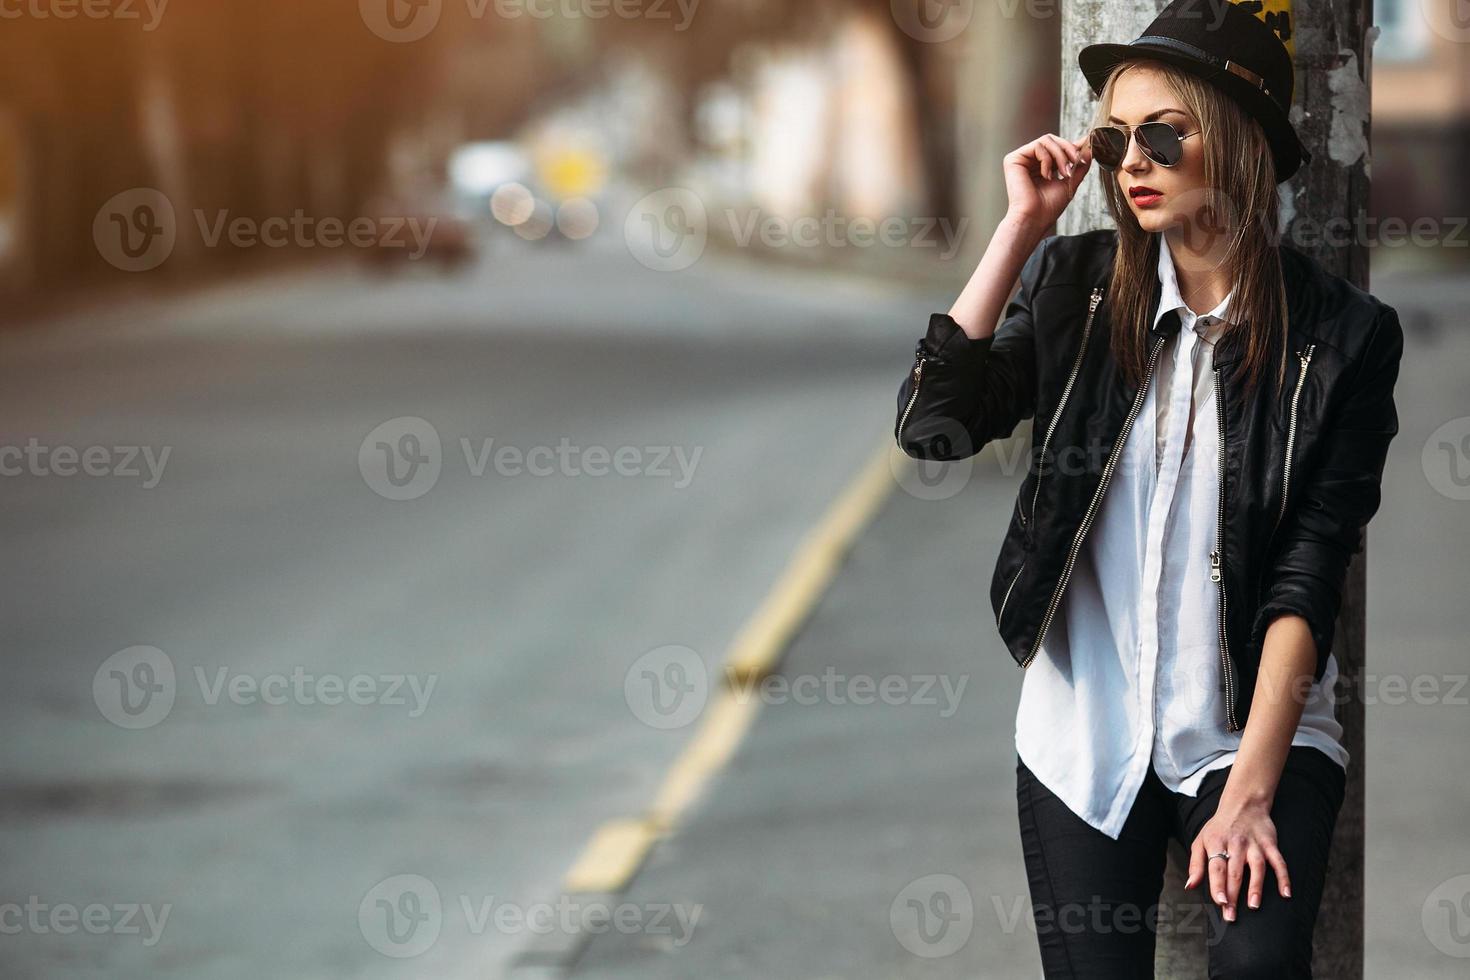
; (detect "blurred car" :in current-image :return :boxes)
[450,138,606,245]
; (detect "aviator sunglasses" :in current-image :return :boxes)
[1089,121,1199,170]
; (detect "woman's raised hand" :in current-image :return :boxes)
[1003,132,1092,233]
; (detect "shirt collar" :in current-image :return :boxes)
[1155,232,1231,344]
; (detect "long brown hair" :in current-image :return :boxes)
[1092,58,1290,396]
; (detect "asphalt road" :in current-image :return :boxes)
[0,236,942,979]
[2,237,1465,979]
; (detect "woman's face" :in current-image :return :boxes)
[1106,66,1209,235]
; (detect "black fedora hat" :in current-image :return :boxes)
[1078,0,1311,182]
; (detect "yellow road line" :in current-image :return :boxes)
[562,818,660,895]
[558,439,902,896]
[647,688,762,834]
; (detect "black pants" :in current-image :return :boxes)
[1016,745,1346,979]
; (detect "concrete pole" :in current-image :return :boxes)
[1057,2,1370,977]
[1280,8,1373,977]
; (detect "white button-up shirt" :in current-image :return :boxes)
[1014,232,1349,840]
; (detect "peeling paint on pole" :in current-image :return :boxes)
[1327,50,1371,172]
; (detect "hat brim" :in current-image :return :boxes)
[1077,41,1309,183]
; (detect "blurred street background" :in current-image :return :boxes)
[1,2,1468,978]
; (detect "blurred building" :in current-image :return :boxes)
[1368,0,1470,245]
[2,0,1463,305]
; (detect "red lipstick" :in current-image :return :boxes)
[1129,185,1164,207]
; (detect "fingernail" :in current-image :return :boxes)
[1067,163,1075,175]
[1225,907,1235,922]
[1216,892,1227,904]
[1249,897,1260,909]
[1283,886,1292,898]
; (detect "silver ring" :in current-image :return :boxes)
[1208,851,1230,862]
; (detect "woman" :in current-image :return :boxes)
[894,3,1403,977]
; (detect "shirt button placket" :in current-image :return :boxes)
[1143,325,1200,776]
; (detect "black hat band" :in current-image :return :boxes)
[1130,35,1272,97]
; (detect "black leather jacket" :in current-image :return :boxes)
[894,228,1404,731]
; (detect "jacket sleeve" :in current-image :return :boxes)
[1248,303,1405,683]
[893,235,1047,460]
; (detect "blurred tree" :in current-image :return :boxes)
[0,0,958,294]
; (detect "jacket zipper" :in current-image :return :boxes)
[1023,287,1104,527]
[1002,287,1101,630]
[1210,365,1240,732]
[1272,343,1317,541]
[896,350,925,444]
[997,558,1025,625]
[1020,329,1169,669]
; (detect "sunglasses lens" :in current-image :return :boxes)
[1138,123,1184,166]
[1090,128,1126,170]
